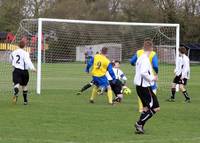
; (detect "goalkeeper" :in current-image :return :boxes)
[85,47,116,104]
[130,38,158,112]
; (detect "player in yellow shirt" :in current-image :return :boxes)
[85,47,116,104]
[130,38,159,112]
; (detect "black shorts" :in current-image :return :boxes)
[109,79,123,96]
[13,68,29,86]
[136,86,160,109]
[173,75,187,85]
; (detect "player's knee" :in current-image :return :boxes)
[171,83,176,88]
[179,84,185,92]
[22,86,28,91]
[14,87,19,95]
[154,107,160,112]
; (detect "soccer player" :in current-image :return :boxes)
[130,38,158,112]
[85,47,116,104]
[85,47,93,64]
[134,40,160,134]
[10,40,36,105]
[106,60,127,103]
[168,46,191,102]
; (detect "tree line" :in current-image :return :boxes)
[0,0,199,43]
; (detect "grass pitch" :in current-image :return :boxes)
[0,63,200,143]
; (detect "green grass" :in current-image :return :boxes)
[0,63,200,143]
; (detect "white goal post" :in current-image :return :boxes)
[35,18,180,94]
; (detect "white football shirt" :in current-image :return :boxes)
[10,48,35,70]
[134,53,155,87]
[106,68,127,81]
[181,54,190,79]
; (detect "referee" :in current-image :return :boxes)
[133,40,160,134]
[10,40,36,105]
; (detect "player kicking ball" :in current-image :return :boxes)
[10,40,36,105]
[133,40,160,134]
[85,47,116,105]
[168,46,191,102]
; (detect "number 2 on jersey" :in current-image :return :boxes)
[96,61,101,69]
[16,55,20,64]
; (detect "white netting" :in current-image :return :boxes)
[0,19,177,94]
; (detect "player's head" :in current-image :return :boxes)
[179,46,187,55]
[143,38,153,52]
[114,60,120,68]
[19,40,26,49]
[101,47,108,55]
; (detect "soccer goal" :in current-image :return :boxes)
[0,18,180,95]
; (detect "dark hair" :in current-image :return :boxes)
[179,46,187,54]
[144,38,152,42]
[19,40,26,49]
[101,47,108,55]
[114,60,120,64]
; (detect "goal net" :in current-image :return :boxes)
[0,18,179,95]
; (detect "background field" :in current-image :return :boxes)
[0,63,200,143]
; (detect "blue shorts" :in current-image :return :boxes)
[92,76,109,88]
[151,82,157,90]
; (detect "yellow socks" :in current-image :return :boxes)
[107,89,113,104]
[90,86,98,101]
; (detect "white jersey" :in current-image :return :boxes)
[174,55,183,76]
[182,54,190,79]
[134,53,155,87]
[10,48,35,70]
[106,68,127,81]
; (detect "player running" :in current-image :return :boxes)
[85,47,116,104]
[130,38,158,112]
[106,60,128,103]
[133,40,160,134]
[167,46,191,102]
[10,40,36,105]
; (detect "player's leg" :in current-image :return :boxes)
[77,81,94,95]
[107,85,113,104]
[135,86,159,134]
[90,86,98,103]
[137,97,143,113]
[21,70,29,105]
[168,76,179,102]
[179,79,190,102]
[12,69,21,104]
[112,80,123,103]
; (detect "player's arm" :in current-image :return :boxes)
[9,52,13,63]
[174,57,182,76]
[130,54,138,66]
[85,57,94,73]
[119,69,127,85]
[107,63,116,80]
[141,59,156,82]
[152,54,159,74]
[24,53,36,71]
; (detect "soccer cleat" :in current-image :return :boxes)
[112,97,121,103]
[166,98,175,102]
[135,122,144,134]
[89,100,94,104]
[24,102,28,105]
[185,99,191,103]
[76,91,82,95]
[12,96,18,104]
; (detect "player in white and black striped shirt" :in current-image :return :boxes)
[10,40,36,105]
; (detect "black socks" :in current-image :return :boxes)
[137,109,155,126]
[171,88,176,99]
[23,90,28,102]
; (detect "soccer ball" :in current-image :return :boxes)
[122,86,131,96]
